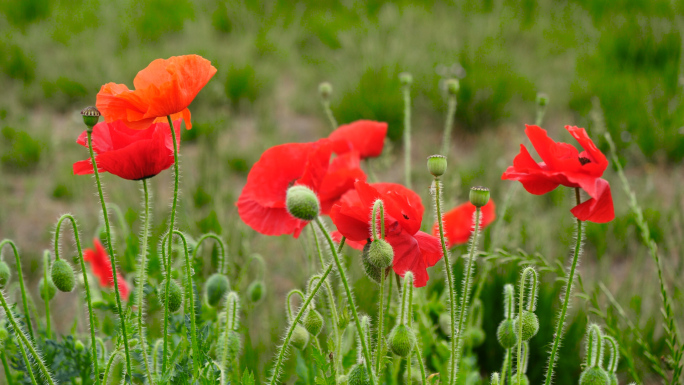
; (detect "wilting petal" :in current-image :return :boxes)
[570,178,615,223]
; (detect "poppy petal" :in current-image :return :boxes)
[570,178,615,223]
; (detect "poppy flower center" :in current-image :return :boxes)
[578,157,591,165]
[402,214,409,220]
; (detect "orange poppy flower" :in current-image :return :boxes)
[96,55,217,130]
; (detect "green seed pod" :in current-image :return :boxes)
[427,155,447,177]
[388,324,417,357]
[286,185,320,221]
[51,259,76,292]
[579,367,611,385]
[75,340,85,351]
[496,319,518,349]
[469,186,490,208]
[438,312,451,336]
[290,324,309,350]
[159,279,183,313]
[304,310,324,336]
[514,310,539,341]
[0,261,10,288]
[39,277,57,301]
[465,327,486,348]
[361,242,382,284]
[318,82,333,100]
[511,373,529,385]
[399,72,413,86]
[205,273,230,307]
[368,239,393,269]
[81,106,101,130]
[446,79,460,95]
[348,364,371,385]
[536,92,549,107]
[247,280,264,303]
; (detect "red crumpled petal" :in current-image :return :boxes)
[433,200,496,246]
[570,178,615,223]
[328,120,388,158]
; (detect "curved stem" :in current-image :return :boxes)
[441,93,457,156]
[42,251,51,339]
[315,218,375,384]
[414,344,426,385]
[543,188,583,385]
[86,130,132,376]
[135,180,154,384]
[286,290,305,322]
[192,233,228,275]
[372,200,386,375]
[322,100,338,130]
[0,240,34,340]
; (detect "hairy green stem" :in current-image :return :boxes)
[42,251,51,339]
[193,233,228,275]
[322,100,338,130]
[372,200,386,375]
[402,82,412,189]
[0,240,34,340]
[103,349,121,385]
[135,180,154,384]
[516,268,536,385]
[1,349,14,385]
[441,93,457,156]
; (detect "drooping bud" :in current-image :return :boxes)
[536,92,549,107]
[361,242,382,284]
[205,273,230,307]
[39,277,57,301]
[388,324,417,357]
[348,364,372,385]
[318,82,333,100]
[427,155,447,178]
[368,239,393,269]
[286,185,320,221]
[496,319,518,349]
[469,186,490,208]
[579,367,611,385]
[0,261,10,288]
[290,324,309,350]
[304,310,324,336]
[81,106,101,131]
[51,259,76,292]
[247,280,264,303]
[75,340,85,351]
[464,327,486,348]
[159,279,183,313]
[514,310,539,341]
[446,79,460,95]
[399,72,413,86]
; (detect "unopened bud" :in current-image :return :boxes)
[39,277,57,301]
[318,82,333,100]
[496,319,517,349]
[81,106,101,131]
[579,367,610,385]
[348,364,372,385]
[290,324,309,350]
[368,239,393,269]
[388,324,417,357]
[75,340,85,351]
[446,79,460,95]
[0,261,10,288]
[361,242,382,284]
[159,279,183,313]
[304,310,324,336]
[51,259,76,292]
[536,92,549,107]
[427,155,447,177]
[247,281,264,303]
[469,186,490,208]
[399,72,413,86]
[205,273,230,307]
[286,185,320,221]
[514,310,539,341]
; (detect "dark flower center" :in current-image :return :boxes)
[578,157,591,165]
[402,214,409,220]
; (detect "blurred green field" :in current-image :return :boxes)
[0,0,683,384]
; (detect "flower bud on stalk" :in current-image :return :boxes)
[304,309,324,336]
[388,324,417,357]
[286,185,320,221]
[318,82,333,100]
[290,324,309,350]
[514,310,539,341]
[247,280,265,303]
[51,259,76,292]
[348,364,372,385]
[205,273,230,307]
[497,319,518,349]
[39,277,57,301]
[0,260,10,288]
[159,279,183,313]
[427,155,447,178]
[361,242,383,284]
[368,239,393,269]
[446,79,460,95]
[469,186,490,208]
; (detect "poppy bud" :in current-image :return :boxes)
[159,279,183,313]
[171,269,180,280]
[75,340,85,351]
[388,324,417,357]
[338,307,350,330]
[465,327,486,348]
[446,79,460,95]
[536,92,549,107]
[496,319,517,349]
[129,338,139,348]
[0,261,10,288]
[427,155,447,177]
[247,280,264,303]
[39,277,57,301]
[319,82,333,100]
[511,373,529,385]
[438,312,451,336]
[304,310,324,336]
[609,373,618,385]
[579,367,610,385]
[205,273,230,307]
[469,186,490,208]
[286,185,320,221]
[361,242,382,284]
[348,364,371,385]
[368,239,393,269]
[514,310,539,341]
[399,72,413,86]
[81,106,101,131]
[490,373,501,385]
[290,324,309,350]
[51,259,75,292]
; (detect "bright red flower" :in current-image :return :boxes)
[96,55,217,130]
[330,181,442,287]
[319,151,367,214]
[328,120,388,159]
[83,239,130,300]
[73,119,181,181]
[502,125,615,223]
[432,200,496,246]
[237,139,333,238]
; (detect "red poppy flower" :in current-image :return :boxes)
[83,239,130,300]
[73,119,181,181]
[96,55,217,130]
[237,139,333,238]
[328,120,388,159]
[319,151,367,214]
[501,125,614,223]
[330,181,442,287]
[432,200,496,246]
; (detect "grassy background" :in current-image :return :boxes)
[0,0,683,384]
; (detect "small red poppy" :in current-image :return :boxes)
[328,120,388,159]
[330,181,442,287]
[319,151,367,215]
[502,125,615,223]
[83,239,130,300]
[73,119,181,181]
[432,200,496,246]
[237,139,333,238]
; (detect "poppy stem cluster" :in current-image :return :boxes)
[135,179,154,382]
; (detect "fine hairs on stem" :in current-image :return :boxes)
[371,199,388,375]
[220,292,241,385]
[136,179,154,384]
[0,240,34,341]
[41,251,51,339]
[516,267,538,385]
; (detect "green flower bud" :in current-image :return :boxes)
[446,79,460,95]
[348,364,371,385]
[170,269,180,280]
[304,310,324,336]
[205,273,230,307]
[514,310,539,341]
[337,375,349,385]
[0,261,10,288]
[81,106,101,131]
[469,186,490,208]
[361,242,382,284]
[286,185,320,221]
[75,340,85,351]
[290,324,309,350]
[159,279,183,313]
[427,155,447,177]
[579,367,611,385]
[536,92,549,107]
[129,338,139,348]
[247,281,265,303]
[388,324,417,357]
[368,239,393,269]
[511,373,529,385]
[496,319,518,349]
[51,259,76,292]
[465,327,486,348]
[438,312,451,336]
[399,72,413,86]
[319,82,333,100]
[39,277,57,301]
